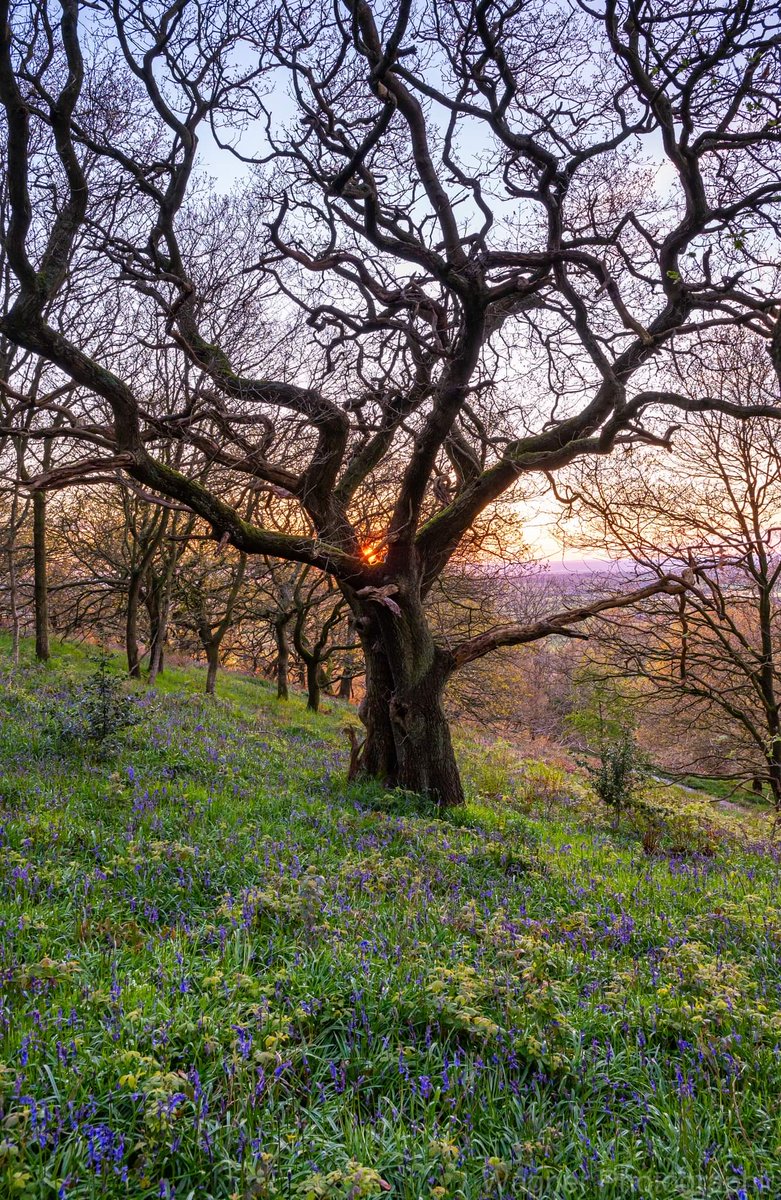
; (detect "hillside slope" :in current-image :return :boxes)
[1,640,780,1199]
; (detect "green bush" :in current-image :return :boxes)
[363,787,439,818]
[52,652,140,754]
[584,729,645,828]
[460,739,520,802]
[518,761,569,816]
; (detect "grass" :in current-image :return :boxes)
[676,774,771,807]
[1,637,781,1199]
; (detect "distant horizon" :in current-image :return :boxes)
[543,555,616,575]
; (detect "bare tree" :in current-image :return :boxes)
[0,442,28,663]
[0,359,67,663]
[44,480,191,673]
[172,540,248,695]
[251,559,308,702]
[566,339,781,802]
[1,0,780,802]
[289,568,355,712]
[144,507,196,682]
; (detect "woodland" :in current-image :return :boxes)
[1,0,780,805]
[1,0,781,1196]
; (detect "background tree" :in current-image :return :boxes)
[44,480,193,674]
[45,484,134,648]
[251,559,299,702]
[1,0,780,802]
[0,437,29,664]
[565,339,781,802]
[289,568,356,712]
[172,539,248,695]
[142,505,196,683]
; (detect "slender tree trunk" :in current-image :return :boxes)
[126,571,143,678]
[145,587,161,678]
[147,581,173,684]
[148,613,166,682]
[274,618,291,700]
[757,570,781,810]
[150,533,188,681]
[7,484,21,667]
[353,594,464,806]
[32,490,50,662]
[766,720,781,809]
[205,641,219,696]
[338,672,354,701]
[305,657,321,712]
[7,543,20,667]
[126,506,172,680]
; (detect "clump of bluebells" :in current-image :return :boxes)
[1,636,781,1199]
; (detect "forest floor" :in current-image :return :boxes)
[1,637,781,1199]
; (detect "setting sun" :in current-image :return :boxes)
[360,539,386,566]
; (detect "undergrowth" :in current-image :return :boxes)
[1,637,780,1199]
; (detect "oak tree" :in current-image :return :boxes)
[1,0,780,802]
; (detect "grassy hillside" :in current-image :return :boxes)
[1,639,780,1199]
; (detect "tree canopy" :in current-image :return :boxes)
[1,0,780,802]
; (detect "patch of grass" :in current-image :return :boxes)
[677,773,771,807]
[1,638,781,1199]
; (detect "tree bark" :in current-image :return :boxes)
[126,571,143,678]
[148,605,167,682]
[147,573,175,683]
[205,641,219,696]
[32,489,50,662]
[305,658,321,712]
[274,617,291,700]
[6,480,23,667]
[353,594,464,806]
[391,667,462,805]
[7,541,20,667]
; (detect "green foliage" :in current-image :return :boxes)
[584,729,645,826]
[566,666,631,747]
[457,738,521,801]
[53,650,140,752]
[518,761,570,816]
[632,789,723,857]
[678,773,768,806]
[0,636,780,1199]
[365,787,440,818]
[297,1161,389,1199]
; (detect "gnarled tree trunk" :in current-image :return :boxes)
[352,589,463,807]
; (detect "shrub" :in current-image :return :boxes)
[461,739,521,802]
[53,652,140,753]
[632,791,723,857]
[363,787,439,819]
[584,729,645,828]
